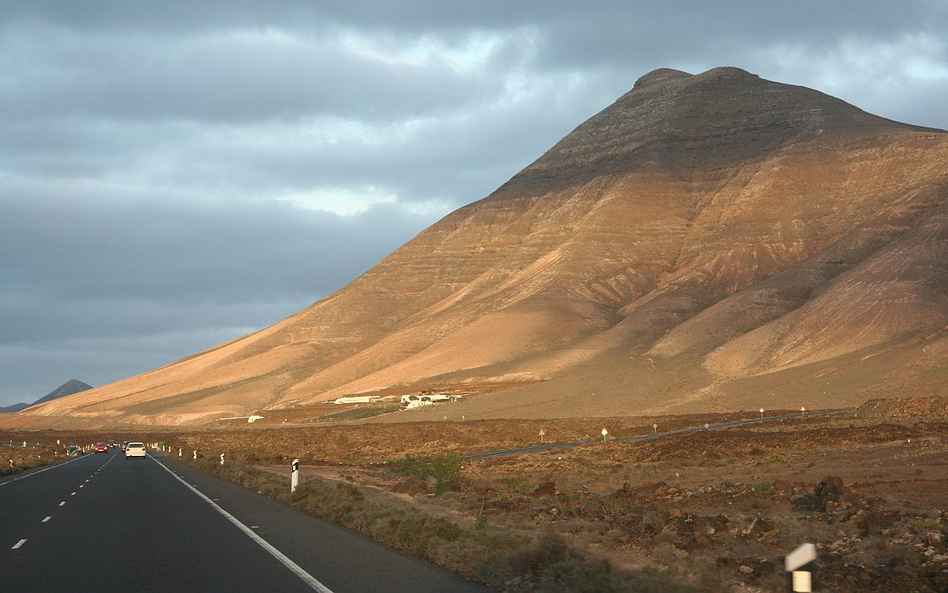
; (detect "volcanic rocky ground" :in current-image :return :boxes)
[9,66,948,428]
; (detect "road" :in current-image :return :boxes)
[0,449,486,592]
[465,408,850,460]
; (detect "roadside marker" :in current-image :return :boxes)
[12,539,26,550]
[785,543,816,592]
[0,455,83,488]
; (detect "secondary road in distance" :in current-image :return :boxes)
[465,408,850,460]
[0,449,486,592]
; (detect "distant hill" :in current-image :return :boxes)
[31,379,93,406]
[0,402,29,413]
[0,380,92,414]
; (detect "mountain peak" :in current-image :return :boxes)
[31,379,93,406]
[493,66,928,198]
[632,66,758,91]
[633,68,692,89]
[695,66,758,83]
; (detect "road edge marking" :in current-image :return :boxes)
[150,456,332,593]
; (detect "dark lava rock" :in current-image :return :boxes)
[531,481,557,497]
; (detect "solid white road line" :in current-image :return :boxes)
[0,455,83,488]
[12,539,26,550]
[42,517,51,523]
[150,457,333,593]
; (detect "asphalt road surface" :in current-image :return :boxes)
[0,449,487,592]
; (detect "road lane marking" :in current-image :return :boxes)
[12,539,26,549]
[151,457,333,593]
[0,455,83,488]
[42,517,51,523]
[70,492,76,496]
[79,485,84,488]
[59,501,65,506]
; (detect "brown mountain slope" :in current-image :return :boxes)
[16,66,948,426]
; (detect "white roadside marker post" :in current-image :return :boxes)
[801,406,807,418]
[760,408,765,419]
[601,428,608,443]
[193,450,197,460]
[785,542,816,592]
[291,459,300,493]
[220,453,225,466]
[179,448,182,457]
[653,423,658,434]
[539,429,545,443]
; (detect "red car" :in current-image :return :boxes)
[94,442,109,453]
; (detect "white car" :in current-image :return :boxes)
[125,442,147,459]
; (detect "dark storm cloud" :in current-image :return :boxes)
[0,24,500,124]
[1,1,947,404]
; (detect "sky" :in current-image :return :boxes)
[2,1,947,406]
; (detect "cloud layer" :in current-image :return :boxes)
[2,1,947,404]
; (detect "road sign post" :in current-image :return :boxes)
[601,428,608,443]
[291,458,300,493]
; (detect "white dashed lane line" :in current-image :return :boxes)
[12,539,26,550]
[42,517,51,523]
[59,502,65,507]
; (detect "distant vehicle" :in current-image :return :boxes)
[108,440,117,448]
[94,442,109,453]
[125,442,146,460]
[121,441,129,451]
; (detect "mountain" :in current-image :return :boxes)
[0,403,29,414]
[0,380,93,414]
[12,67,948,427]
[31,380,93,406]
